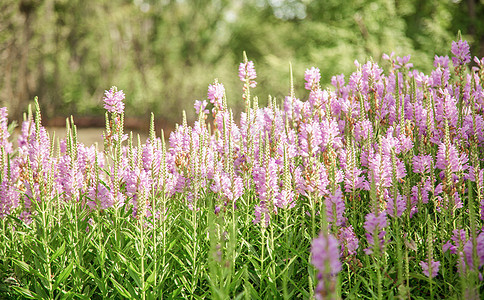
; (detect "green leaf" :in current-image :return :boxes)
[127,263,141,288]
[146,271,156,285]
[110,277,131,298]
[51,242,66,262]
[53,261,74,290]
[124,280,139,299]
[11,258,30,273]
[12,286,39,299]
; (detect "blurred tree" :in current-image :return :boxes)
[0,0,483,125]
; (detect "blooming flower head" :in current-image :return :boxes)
[412,155,432,174]
[434,55,450,69]
[325,187,346,227]
[435,142,468,174]
[207,82,225,110]
[337,226,359,256]
[395,55,413,70]
[103,86,125,114]
[451,39,471,66]
[311,231,341,299]
[311,232,342,276]
[194,100,209,115]
[0,107,12,154]
[364,212,388,255]
[420,260,440,278]
[239,60,257,88]
[304,67,321,91]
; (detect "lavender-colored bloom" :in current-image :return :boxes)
[451,40,471,66]
[207,82,225,110]
[298,121,322,157]
[364,212,388,255]
[87,183,115,210]
[368,153,393,188]
[395,55,413,69]
[238,60,257,88]
[353,119,373,143]
[56,154,83,201]
[253,201,270,227]
[337,225,359,256]
[194,100,209,115]
[435,142,468,174]
[304,67,321,91]
[0,107,12,154]
[434,55,450,68]
[344,165,368,192]
[311,232,341,300]
[386,193,406,218]
[221,174,244,202]
[412,155,432,174]
[0,180,19,218]
[382,52,395,63]
[311,232,342,275]
[420,260,440,278]
[461,231,484,271]
[325,188,346,227]
[103,86,125,114]
[276,189,295,209]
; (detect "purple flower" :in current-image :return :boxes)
[207,82,225,110]
[461,230,484,271]
[395,55,413,69]
[412,155,432,174]
[364,212,388,255]
[0,180,20,218]
[435,142,468,174]
[325,187,346,227]
[368,153,393,188]
[434,55,450,68]
[194,100,209,115]
[103,86,125,114]
[304,67,321,91]
[420,260,440,278]
[0,107,12,154]
[56,154,83,202]
[451,40,471,66]
[87,183,115,210]
[337,226,359,256]
[238,60,257,88]
[386,193,406,218]
[311,232,342,275]
[253,201,270,227]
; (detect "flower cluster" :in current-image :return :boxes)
[311,232,341,299]
[103,86,125,114]
[1,41,484,296]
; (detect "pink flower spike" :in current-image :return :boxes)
[207,82,225,110]
[194,100,209,115]
[420,260,440,278]
[451,39,471,66]
[304,67,321,91]
[239,60,257,88]
[103,86,125,114]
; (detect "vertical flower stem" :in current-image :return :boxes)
[283,208,289,299]
[259,221,266,295]
[140,218,146,300]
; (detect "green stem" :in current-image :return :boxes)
[260,223,265,295]
[283,209,289,299]
[140,219,146,300]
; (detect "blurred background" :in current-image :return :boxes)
[1,0,484,132]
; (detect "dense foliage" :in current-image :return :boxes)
[1,39,484,299]
[1,0,483,124]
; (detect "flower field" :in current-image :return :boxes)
[1,40,484,299]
